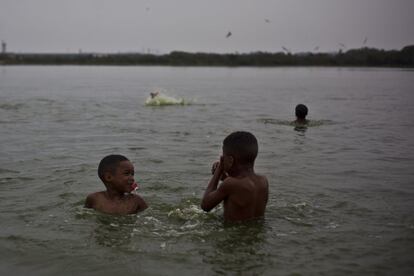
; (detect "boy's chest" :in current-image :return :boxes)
[98,197,138,214]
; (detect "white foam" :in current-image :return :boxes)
[145,91,193,106]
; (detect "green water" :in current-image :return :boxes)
[0,66,413,275]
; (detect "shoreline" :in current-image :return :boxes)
[1,45,413,67]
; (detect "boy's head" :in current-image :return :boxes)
[98,154,129,182]
[98,155,135,194]
[222,131,258,169]
[295,104,308,119]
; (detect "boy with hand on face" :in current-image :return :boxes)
[85,154,148,215]
[201,131,269,222]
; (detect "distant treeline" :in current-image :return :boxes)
[1,46,413,67]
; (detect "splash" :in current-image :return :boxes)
[167,204,206,221]
[145,91,191,106]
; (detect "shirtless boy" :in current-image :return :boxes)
[85,154,148,215]
[201,131,269,222]
[293,104,309,125]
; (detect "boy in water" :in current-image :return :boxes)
[201,131,269,222]
[293,104,309,125]
[85,154,148,215]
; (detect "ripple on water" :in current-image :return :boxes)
[2,67,412,275]
[74,197,220,244]
[0,103,26,111]
[257,118,335,127]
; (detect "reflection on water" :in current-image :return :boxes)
[294,125,308,133]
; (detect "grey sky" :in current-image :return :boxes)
[0,0,413,53]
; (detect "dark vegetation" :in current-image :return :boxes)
[1,46,413,67]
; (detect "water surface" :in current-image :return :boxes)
[0,66,413,275]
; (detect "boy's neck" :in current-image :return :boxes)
[228,163,255,177]
[105,188,124,199]
[295,117,308,124]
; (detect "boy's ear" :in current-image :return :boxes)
[228,156,234,168]
[103,172,113,182]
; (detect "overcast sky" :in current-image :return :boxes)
[0,0,413,54]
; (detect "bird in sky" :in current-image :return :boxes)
[226,31,232,38]
[265,19,271,23]
[314,46,320,51]
[282,46,291,53]
[339,43,346,48]
[363,36,368,45]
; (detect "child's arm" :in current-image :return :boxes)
[201,160,229,212]
[84,194,95,209]
[135,195,148,212]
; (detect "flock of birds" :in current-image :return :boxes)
[143,7,369,54]
[224,19,368,53]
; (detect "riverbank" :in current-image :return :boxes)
[1,46,413,67]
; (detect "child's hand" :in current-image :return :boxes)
[219,156,229,180]
[211,161,220,175]
[211,158,227,180]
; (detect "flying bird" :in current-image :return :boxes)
[265,19,271,23]
[313,46,320,51]
[363,36,368,45]
[226,31,232,38]
[282,46,291,53]
[339,43,346,48]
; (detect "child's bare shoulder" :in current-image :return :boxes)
[257,174,269,184]
[254,174,269,189]
[225,174,267,184]
[87,191,106,199]
[129,193,148,211]
[221,176,254,191]
[221,176,243,186]
[85,191,105,208]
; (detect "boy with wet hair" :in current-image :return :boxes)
[85,154,148,215]
[294,104,309,125]
[201,131,269,222]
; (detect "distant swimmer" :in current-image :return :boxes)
[293,104,309,126]
[226,31,232,38]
